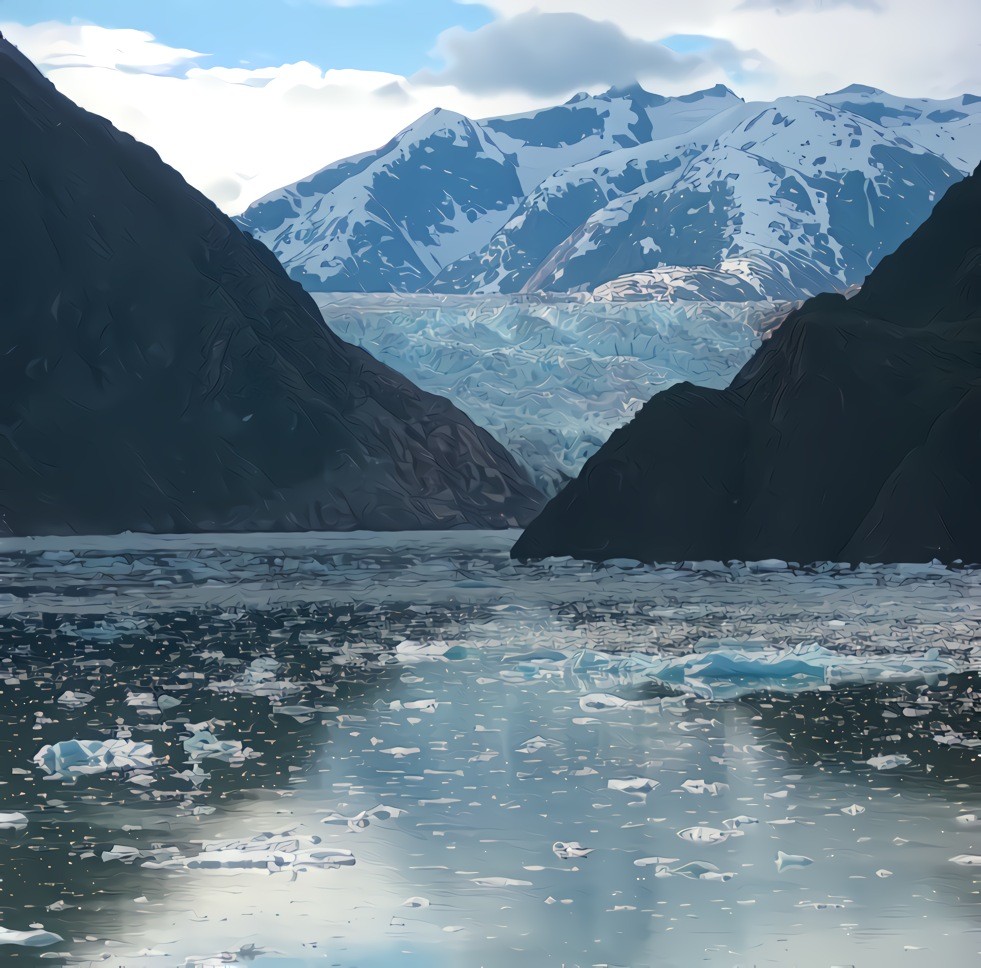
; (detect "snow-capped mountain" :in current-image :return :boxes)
[239,82,980,301]
[236,84,744,293]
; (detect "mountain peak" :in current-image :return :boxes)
[828,83,887,97]
[678,83,741,103]
[397,105,476,141]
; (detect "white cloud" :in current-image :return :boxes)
[415,11,764,96]
[459,0,981,100]
[3,3,977,216]
[1,20,553,213]
[5,21,203,74]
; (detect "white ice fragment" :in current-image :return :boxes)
[145,847,355,874]
[608,777,659,795]
[681,779,728,796]
[0,925,62,947]
[516,736,555,754]
[0,812,27,830]
[955,814,980,827]
[57,691,94,708]
[723,815,758,829]
[633,856,679,867]
[402,896,430,908]
[949,854,981,865]
[183,727,256,765]
[379,747,420,758]
[875,869,893,878]
[320,805,406,830]
[552,841,593,859]
[471,876,533,887]
[776,851,814,872]
[676,826,740,846]
[33,738,158,780]
[866,754,911,770]
[841,804,866,816]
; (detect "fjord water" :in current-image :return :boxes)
[0,533,978,966]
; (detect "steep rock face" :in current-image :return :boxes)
[512,163,981,564]
[0,35,542,536]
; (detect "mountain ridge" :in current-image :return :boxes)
[511,161,981,564]
[239,81,980,302]
[0,32,543,536]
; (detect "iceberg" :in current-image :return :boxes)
[33,738,158,781]
[565,643,962,700]
[0,925,62,947]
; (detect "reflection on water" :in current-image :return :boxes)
[0,532,978,966]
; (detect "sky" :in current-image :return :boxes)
[1,0,978,213]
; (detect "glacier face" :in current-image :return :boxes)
[240,84,980,301]
[314,293,789,494]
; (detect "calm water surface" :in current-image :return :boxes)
[0,532,978,967]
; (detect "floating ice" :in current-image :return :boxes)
[208,656,302,700]
[379,746,420,758]
[0,925,62,947]
[608,777,659,795]
[395,640,466,661]
[0,811,27,830]
[402,897,430,908]
[955,814,980,827]
[841,804,866,815]
[553,841,593,859]
[182,726,256,765]
[472,876,532,887]
[145,846,355,874]
[949,854,981,866]
[634,856,680,867]
[654,861,735,881]
[320,805,407,830]
[57,690,94,708]
[723,815,758,829]
[33,738,158,780]
[677,826,740,846]
[681,779,728,796]
[566,643,963,701]
[867,754,912,770]
[776,851,814,872]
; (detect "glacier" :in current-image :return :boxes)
[314,292,791,493]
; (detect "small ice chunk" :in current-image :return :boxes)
[183,727,255,765]
[676,826,739,846]
[681,779,728,796]
[875,869,893,878]
[516,736,553,754]
[57,691,94,708]
[866,754,911,770]
[634,856,679,867]
[0,812,28,830]
[949,854,981,866]
[0,925,62,947]
[776,851,814,872]
[471,877,532,887]
[722,815,758,830]
[955,814,980,827]
[841,804,866,816]
[552,841,593,859]
[608,777,659,795]
[662,861,734,881]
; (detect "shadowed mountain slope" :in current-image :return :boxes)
[512,162,981,564]
[0,34,542,536]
